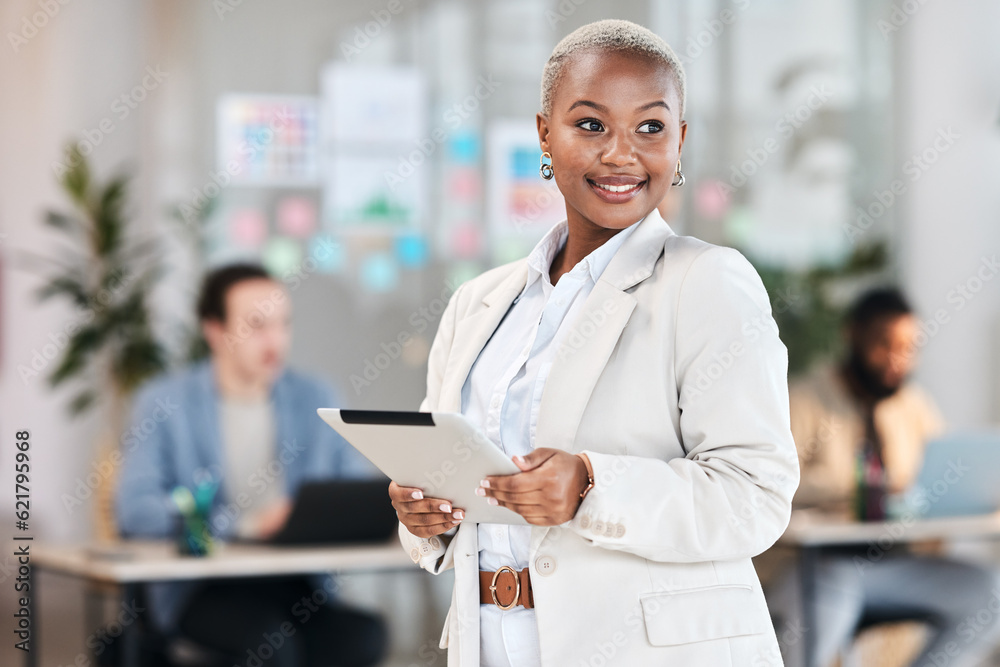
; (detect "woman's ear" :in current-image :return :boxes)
[677,120,688,154]
[536,112,550,154]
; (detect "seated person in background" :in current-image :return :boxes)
[766,288,998,667]
[116,263,386,667]
[793,288,943,510]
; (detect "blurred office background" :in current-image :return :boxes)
[1,0,999,665]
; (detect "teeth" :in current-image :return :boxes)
[594,182,640,193]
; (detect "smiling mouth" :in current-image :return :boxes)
[587,178,646,201]
[591,181,643,193]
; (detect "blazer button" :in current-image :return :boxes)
[579,515,591,529]
[534,556,556,576]
[615,524,626,538]
[429,536,442,550]
[604,523,615,537]
[593,520,605,535]
[410,548,420,563]
[419,542,432,555]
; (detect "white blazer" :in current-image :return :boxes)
[399,209,799,667]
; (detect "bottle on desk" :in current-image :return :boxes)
[853,411,887,522]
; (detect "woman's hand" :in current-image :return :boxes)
[479,448,589,525]
[389,481,464,538]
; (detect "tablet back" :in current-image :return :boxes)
[317,409,527,525]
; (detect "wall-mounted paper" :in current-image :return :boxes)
[277,196,317,238]
[448,130,480,164]
[487,120,564,248]
[229,208,268,248]
[319,63,428,233]
[359,252,400,293]
[394,234,430,269]
[323,155,425,232]
[309,235,345,274]
[492,237,532,266]
[261,236,302,278]
[320,63,426,147]
[450,223,482,259]
[448,261,484,292]
[448,168,480,201]
[216,94,320,187]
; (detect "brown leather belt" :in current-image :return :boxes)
[479,566,534,610]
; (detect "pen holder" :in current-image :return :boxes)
[172,483,217,557]
[175,512,214,557]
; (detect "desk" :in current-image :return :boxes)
[28,539,415,667]
[778,510,1000,667]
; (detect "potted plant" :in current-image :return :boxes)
[29,144,168,539]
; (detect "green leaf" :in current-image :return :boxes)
[95,176,129,255]
[124,239,164,270]
[49,352,87,387]
[35,275,89,307]
[845,243,887,273]
[48,326,106,386]
[69,390,98,416]
[61,145,91,208]
[103,289,145,328]
[44,211,79,231]
[100,176,128,212]
[114,335,168,392]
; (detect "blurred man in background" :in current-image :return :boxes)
[792,288,942,508]
[116,264,385,666]
[768,288,998,667]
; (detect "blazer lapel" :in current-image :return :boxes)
[530,211,673,553]
[535,209,675,454]
[437,263,529,412]
[535,282,637,453]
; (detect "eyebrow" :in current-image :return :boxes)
[636,100,671,113]
[566,99,671,114]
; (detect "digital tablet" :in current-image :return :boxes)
[317,409,528,525]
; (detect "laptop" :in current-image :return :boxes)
[268,479,399,546]
[906,431,1000,519]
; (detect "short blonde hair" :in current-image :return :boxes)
[541,19,686,118]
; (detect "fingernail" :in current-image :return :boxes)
[475,487,486,497]
[453,510,464,520]
[439,503,452,513]
[480,479,490,489]
[487,497,499,506]
[513,455,524,465]
[452,520,460,524]
[411,490,423,500]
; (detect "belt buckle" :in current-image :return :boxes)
[489,565,519,611]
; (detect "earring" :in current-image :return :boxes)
[671,159,684,186]
[672,159,685,187]
[539,151,554,180]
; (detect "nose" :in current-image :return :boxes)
[600,130,636,167]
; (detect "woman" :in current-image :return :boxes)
[389,19,799,667]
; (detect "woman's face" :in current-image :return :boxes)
[538,49,686,233]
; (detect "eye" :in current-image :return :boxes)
[637,121,664,134]
[576,119,604,132]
